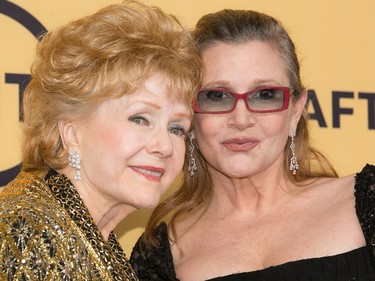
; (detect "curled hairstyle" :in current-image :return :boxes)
[21,0,202,175]
[143,9,337,246]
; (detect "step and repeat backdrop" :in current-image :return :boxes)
[1,0,374,254]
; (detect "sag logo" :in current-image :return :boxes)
[0,1,46,186]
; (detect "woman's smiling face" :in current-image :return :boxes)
[66,73,192,210]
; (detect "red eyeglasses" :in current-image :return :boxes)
[193,86,291,114]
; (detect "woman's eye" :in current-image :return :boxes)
[206,90,228,101]
[255,89,275,100]
[129,115,149,125]
[169,125,186,137]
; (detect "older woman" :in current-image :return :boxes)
[131,8,375,281]
[0,1,201,280]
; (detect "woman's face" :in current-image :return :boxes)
[66,73,191,210]
[195,41,305,178]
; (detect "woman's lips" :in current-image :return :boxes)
[222,138,258,151]
[131,166,165,182]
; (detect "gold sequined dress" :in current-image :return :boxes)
[0,170,138,281]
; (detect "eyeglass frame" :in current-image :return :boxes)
[193,86,291,114]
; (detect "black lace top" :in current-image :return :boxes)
[130,164,375,280]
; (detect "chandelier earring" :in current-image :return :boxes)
[68,150,81,181]
[187,132,197,176]
[289,129,299,175]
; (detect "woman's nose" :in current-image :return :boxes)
[147,129,173,158]
[228,99,256,130]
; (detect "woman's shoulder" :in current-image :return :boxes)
[130,221,169,256]
[130,222,177,280]
[0,171,83,246]
[318,164,375,205]
[354,163,375,207]
[1,172,53,217]
[309,164,375,194]
[0,172,73,234]
[355,164,375,189]
[353,164,375,263]
[0,173,95,280]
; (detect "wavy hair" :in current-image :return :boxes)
[21,0,202,176]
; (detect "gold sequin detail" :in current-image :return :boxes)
[0,171,138,280]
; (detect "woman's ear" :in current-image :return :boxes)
[291,89,308,128]
[58,120,79,150]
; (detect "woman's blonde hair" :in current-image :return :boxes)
[21,0,202,175]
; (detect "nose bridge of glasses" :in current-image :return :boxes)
[233,95,250,112]
[233,91,254,112]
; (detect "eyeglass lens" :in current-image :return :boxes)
[197,88,286,113]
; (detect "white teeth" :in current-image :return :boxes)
[133,167,162,177]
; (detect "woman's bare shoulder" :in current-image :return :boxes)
[303,173,355,195]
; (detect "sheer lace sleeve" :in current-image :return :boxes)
[130,222,178,281]
[355,164,375,266]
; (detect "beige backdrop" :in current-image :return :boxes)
[1,0,374,255]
